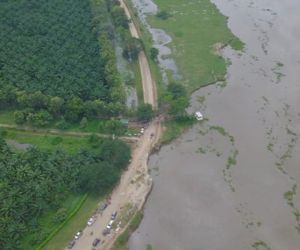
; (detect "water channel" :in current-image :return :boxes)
[129,0,300,249]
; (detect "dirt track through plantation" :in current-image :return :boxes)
[70,1,160,249]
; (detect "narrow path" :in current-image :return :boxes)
[70,1,160,250]
[0,123,139,143]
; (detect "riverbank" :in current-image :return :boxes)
[129,0,300,249]
[131,0,243,93]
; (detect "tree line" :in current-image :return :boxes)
[0,136,130,250]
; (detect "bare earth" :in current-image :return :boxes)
[70,1,160,249]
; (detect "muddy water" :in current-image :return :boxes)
[129,0,300,249]
[131,0,180,82]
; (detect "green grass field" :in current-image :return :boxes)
[20,194,86,250]
[2,129,93,154]
[148,0,243,92]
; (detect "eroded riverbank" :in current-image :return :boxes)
[129,0,300,249]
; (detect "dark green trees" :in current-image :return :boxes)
[137,103,154,122]
[0,136,130,249]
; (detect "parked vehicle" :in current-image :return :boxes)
[67,240,76,249]
[92,238,101,247]
[111,211,117,220]
[87,217,95,226]
[74,231,82,240]
[99,203,108,211]
[102,228,110,236]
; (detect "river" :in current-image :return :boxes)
[129,0,300,249]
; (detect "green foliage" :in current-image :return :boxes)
[0,136,130,249]
[103,120,127,135]
[137,104,154,122]
[55,119,70,130]
[51,136,63,146]
[27,110,53,127]
[156,10,171,20]
[80,117,88,129]
[161,116,195,144]
[14,110,26,125]
[150,47,159,61]
[0,0,126,125]
[0,0,109,100]
[165,82,189,117]
[149,0,244,92]
[111,6,129,29]
[113,211,143,250]
[52,208,67,224]
[123,38,143,61]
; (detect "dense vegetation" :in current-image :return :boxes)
[0,136,130,250]
[0,0,126,123]
[0,0,116,100]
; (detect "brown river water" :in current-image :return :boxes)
[129,0,300,249]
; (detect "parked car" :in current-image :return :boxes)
[111,211,117,220]
[92,238,101,247]
[87,217,95,226]
[67,240,76,249]
[74,231,82,240]
[102,228,110,236]
[99,203,108,211]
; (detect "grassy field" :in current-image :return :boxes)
[21,194,86,250]
[2,129,94,154]
[43,195,102,250]
[0,110,15,124]
[147,0,243,92]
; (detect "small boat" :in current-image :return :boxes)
[195,111,203,121]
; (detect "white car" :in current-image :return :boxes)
[87,217,95,226]
[106,219,114,229]
[74,231,82,240]
[195,111,203,121]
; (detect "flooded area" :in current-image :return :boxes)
[131,0,180,82]
[129,0,300,249]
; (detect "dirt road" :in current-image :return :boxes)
[70,1,160,250]
[120,0,157,109]
[72,120,161,250]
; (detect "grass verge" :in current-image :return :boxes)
[43,195,102,250]
[2,129,94,154]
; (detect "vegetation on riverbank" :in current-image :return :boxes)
[147,0,243,92]
[112,211,144,250]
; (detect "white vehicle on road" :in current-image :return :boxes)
[74,231,82,240]
[87,217,95,226]
[195,111,204,121]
